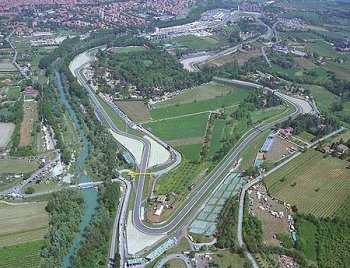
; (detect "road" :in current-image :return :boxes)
[0,150,60,198]
[155,254,192,268]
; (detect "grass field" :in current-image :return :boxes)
[209,119,227,157]
[297,131,315,142]
[174,143,202,162]
[0,240,42,268]
[303,84,336,113]
[110,46,146,54]
[153,82,242,108]
[304,40,340,58]
[20,101,38,147]
[172,35,224,50]
[211,252,247,268]
[0,158,39,174]
[296,217,317,261]
[0,201,48,247]
[156,161,206,195]
[116,101,151,123]
[143,112,209,141]
[150,90,248,120]
[266,149,350,218]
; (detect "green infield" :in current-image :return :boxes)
[172,35,224,50]
[266,149,350,218]
[0,240,42,268]
[155,161,206,195]
[153,82,243,108]
[143,112,209,141]
[209,119,227,158]
[150,89,248,120]
[175,143,202,162]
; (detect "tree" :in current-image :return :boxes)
[24,186,35,194]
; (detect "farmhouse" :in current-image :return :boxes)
[156,195,167,204]
[24,86,39,101]
[319,145,332,154]
[337,144,349,154]
[278,127,293,138]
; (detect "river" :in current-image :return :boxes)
[55,70,98,268]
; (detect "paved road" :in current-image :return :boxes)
[0,150,60,197]
[155,254,192,268]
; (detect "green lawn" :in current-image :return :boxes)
[211,252,248,268]
[150,90,248,120]
[296,217,317,261]
[0,240,42,268]
[297,131,315,142]
[175,143,202,162]
[143,112,209,141]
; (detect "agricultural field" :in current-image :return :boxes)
[174,143,202,162]
[0,122,15,149]
[303,84,335,113]
[143,112,209,141]
[171,35,225,51]
[266,149,350,218]
[0,158,39,174]
[19,101,38,147]
[150,89,248,120]
[208,47,261,67]
[0,62,16,72]
[155,161,206,196]
[116,101,151,123]
[153,82,242,108]
[0,201,48,247]
[0,240,42,268]
[303,40,340,58]
[209,119,227,158]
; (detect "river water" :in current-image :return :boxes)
[55,70,98,268]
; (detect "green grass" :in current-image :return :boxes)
[209,119,227,157]
[296,217,317,261]
[0,159,39,174]
[153,82,243,108]
[156,161,206,195]
[238,130,271,171]
[297,131,315,142]
[172,35,224,50]
[150,90,248,120]
[266,149,350,218]
[0,240,42,268]
[175,143,202,162]
[303,84,336,113]
[304,40,340,58]
[143,112,209,141]
[211,252,248,268]
[6,86,21,100]
[113,46,146,53]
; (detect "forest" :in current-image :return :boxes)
[95,48,212,95]
[41,189,85,267]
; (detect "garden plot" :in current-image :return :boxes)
[144,136,170,168]
[0,122,15,149]
[109,130,143,165]
[189,173,243,236]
